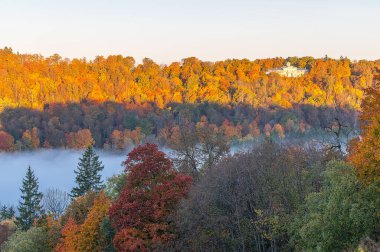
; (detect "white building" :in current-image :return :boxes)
[266,62,308,77]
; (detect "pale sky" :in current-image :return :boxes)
[1,0,379,63]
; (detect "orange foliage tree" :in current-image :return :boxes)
[65,129,94,149]
[56,191,111,252]
[76,192,111,252]
[349,79,380,185]
[55,217,80,252]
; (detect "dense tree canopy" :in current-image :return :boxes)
[0,48,372,150]
[289,161,380,251]
[1,227,50,252]
[0,102,358,151]
[0,49,375,111]
[171,141,329,252]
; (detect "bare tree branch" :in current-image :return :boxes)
[42,188,70,219]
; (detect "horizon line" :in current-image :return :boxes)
[2,46,379,65]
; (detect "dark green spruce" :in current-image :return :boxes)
[70,145,105,198]
[7,206,15,219]
[0,205,15,220]
[16,166,43,231]
[0,205,7,220]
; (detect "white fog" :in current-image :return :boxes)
[0,145,249,207]
[0,149,127,206]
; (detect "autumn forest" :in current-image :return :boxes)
[0,46,379,251]
[0,47,374,151]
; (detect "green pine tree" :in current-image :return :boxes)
[7,206,15,219]
[16,166,43,231]
[0,205,7,220]
[71,145,105,198]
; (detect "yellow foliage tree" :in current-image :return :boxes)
[349,80,380,186]
[76,191,110,252]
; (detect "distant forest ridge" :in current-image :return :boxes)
[0,47,376,150]
[0,47,378,110]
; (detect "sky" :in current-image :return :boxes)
[0,0,379,63]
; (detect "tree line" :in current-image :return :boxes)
[0,102,357,151]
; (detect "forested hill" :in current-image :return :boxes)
[0,47,377,150]
[0,47,378,110]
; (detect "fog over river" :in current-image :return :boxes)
[0,150,128,206]
[0,144,251,206]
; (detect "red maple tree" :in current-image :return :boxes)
[109,143,192,251]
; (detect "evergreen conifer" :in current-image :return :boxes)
[16,166,43,230]
[7,206,15,219]
[0,205,7,220]
[71,145,104,198]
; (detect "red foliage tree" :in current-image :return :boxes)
[109,143,192,251]
[0,131,15,151]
